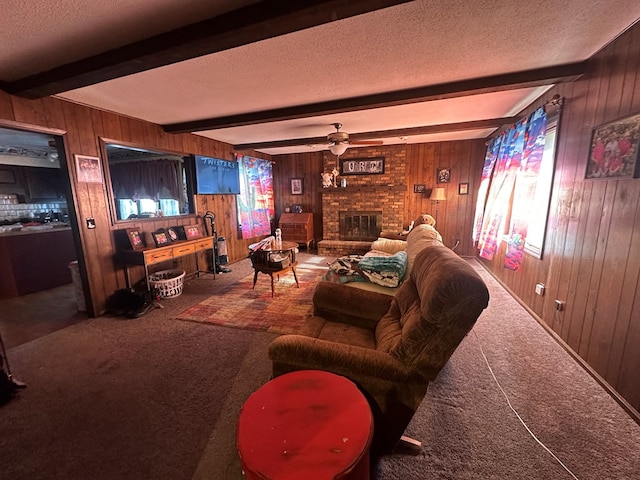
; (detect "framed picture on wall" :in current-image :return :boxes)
[458,182,469,195]
[585,111,640,179]
[437,168,451,184]
[291,178,303,195]
[75,154,103,183]
[413,184,426,193]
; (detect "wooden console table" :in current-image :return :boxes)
[119,236,214,290]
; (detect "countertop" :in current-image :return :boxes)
[0,223,71,237]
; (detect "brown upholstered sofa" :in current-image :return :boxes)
[268,244,490,456]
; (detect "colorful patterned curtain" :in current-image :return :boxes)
[504,107,547,271]
[477,117,528,260]
[472,136,501,243]
[236,154,274,239]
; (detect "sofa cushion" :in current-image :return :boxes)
[300,315,376,349]
[370,237,407,255]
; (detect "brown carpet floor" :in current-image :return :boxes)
[1,255,638,479]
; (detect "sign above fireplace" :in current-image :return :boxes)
[339,157,385,175]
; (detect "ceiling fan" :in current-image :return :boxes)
[326,123,383,156]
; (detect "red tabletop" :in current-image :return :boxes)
[237,370,374,480]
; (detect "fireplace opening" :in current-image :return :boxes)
[339,211,382,241]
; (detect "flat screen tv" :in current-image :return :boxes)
[194,155,241,194]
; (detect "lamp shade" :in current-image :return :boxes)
[430,187,447,201]
[329,143,348,156]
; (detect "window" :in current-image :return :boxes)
[102,140,194,222]
[523,112,559,258]
[476,103,561,270]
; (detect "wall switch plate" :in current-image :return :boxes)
[535,283,545,296]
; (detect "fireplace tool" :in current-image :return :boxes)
[202,211,231,273]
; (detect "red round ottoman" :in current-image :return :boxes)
[237,370,374,480]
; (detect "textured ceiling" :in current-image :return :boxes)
[2,1,639,155]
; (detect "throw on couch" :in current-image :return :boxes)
[268,244,490,456]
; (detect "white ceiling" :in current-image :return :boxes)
[2,1,639,156]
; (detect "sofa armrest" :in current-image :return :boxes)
[269,335,415,381]
[313,281,393,330]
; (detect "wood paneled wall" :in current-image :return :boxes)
[0,92,269,316]
[270,141,486,255]
[479,23,640,415]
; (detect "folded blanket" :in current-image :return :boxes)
[358,251,408,288]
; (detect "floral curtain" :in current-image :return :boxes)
[477,117,527,260]
[236,154,274,239]
[504,107,547,271]
[474,107,549,270]
[472,136,501,243]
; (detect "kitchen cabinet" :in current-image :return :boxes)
[26,168,66,201]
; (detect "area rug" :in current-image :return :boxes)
[175,256,330,334]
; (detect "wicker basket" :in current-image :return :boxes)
[148,269,186,298]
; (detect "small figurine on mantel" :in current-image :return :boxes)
[321,171,333,188]
[331,167,339,188]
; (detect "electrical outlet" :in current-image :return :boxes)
[535,283,545,296]
[554,299,565,311]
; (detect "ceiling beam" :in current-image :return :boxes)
[233,117,516,150]
[165,62,585,133]
[1,0,412,99]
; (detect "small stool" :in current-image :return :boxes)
[237,370,373,480]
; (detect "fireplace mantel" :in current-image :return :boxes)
[321,184,407,195]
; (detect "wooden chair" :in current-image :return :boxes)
[249,248,299,297]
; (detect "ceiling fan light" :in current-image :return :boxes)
[329,143,348,156]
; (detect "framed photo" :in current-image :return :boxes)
[413,184,426,193]
[151,229,171,247]
[586,111,640,179]
[75,154,103,183]
[290,177,303,195]
[185,224,202,239]
[437,168,451,184]
[459,182,469,195]
[166,227,179,242]
[340,157,385,175]
[125,228,145,251]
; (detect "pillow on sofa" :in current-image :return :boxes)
[370,237,407,255]
[358,251,408,288]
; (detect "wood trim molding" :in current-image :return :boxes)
[166,63,585,133]
[2,0,413,99]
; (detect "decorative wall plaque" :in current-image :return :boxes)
[339,157,385,175]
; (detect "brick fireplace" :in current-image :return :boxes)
[317,147,407,257]
[318,185,406,256]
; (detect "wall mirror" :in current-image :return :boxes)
[101,139,195,223]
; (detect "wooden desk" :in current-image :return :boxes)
[237,370,373,480]
[119,237,214,290]
[279,213,314,249]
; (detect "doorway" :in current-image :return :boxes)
[0,125,87,348]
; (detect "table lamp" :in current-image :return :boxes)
[430,187,447,226]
